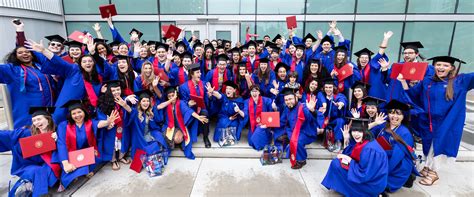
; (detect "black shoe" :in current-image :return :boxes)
[291,160,306,169]
[203,136,212,148]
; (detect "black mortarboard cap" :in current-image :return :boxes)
[129,28,143,39]
[193,41,203,49]
[274,62,290,72]
[204,44,215,51]
[259,57,269,63]
[64,40,83,48]
[108,40,121,47]
[281,87,297,96]
[176,41,186,48]
[116,55,129,60]
[400,41,424,52]
[427,56,466,65]
[246,40,257,48]
[333,45,348,52]
[134,90,153,100]
[320,35,334,45]
[295,44,306,50]
[164,86,177,95]
[362,96,385,106]
[216,54,229,62]
[61,99,84,111]
[189,63,201,72]
[385,99,411,111]
[351,81,371,91]
[103,80,122,88]
[322,78,336,86]
[141,40,148,45]
[223,80,239,90]
[229,47,241,54]
[29,106,55,117]
[354,48,374,58]
[347,118,370,131]
[45,34,66,43]
[179,51,193,59]
[155,42,169,51]
[272,34,282,42]
[94,38,109,44]
[303,33,317,42]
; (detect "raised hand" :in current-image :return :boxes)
[336,102,345,110]
[384,31,393,39]
[86,38,96,55]
[341,124,350,141]
[378,58,390,71]
[306,95,317,112]
[166,50,174,61]
[205,82,215,94]
[245,70,252,80]
[350,108,360,118]
[51,132,57,141]
[272,80,279,89]
[134,41,142,53]
[12,19,24,31]
[233,103,241,113]
[374,112,387,125]
[317,30,323,40]
[114,96,127,107]
[125,94,138,105]
[329,21,337,29]
[330,69,339,77]
[333,28,341,36]
[25,39,45,53]
[93,23,101,32]
[100,84,108,93]
[107,110,120,126]
[152,76,159,87]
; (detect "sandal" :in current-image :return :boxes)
[420,167,430,177]
[86,172,95,178]
[111,161,120,171]
[419,171,439,186]
[119,157,131,164]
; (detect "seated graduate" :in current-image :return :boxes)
[330,45,361,98]
[361,96,387,134]
[205,54,233,93]
[133,60,164,99]
[124,90,168,161]
[348,81,370,119]
[372,100,418,192]
[157,86,205,159]
[243,85,278,150]
[0,107,61,196]
[251,57,276,97]
[169,51,193,86]
[53,99,117,189]
[318,78,348,152]
[97,80,134,170]
[234,62,253,100]
[179,63,212,148]
[321,119,388,197]
[275,88,320,169]
[207,80,245,144]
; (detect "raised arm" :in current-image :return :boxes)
[105,15,125,43]
[93,23,104,39]
[12,19,26,46]
[378,31,393,55]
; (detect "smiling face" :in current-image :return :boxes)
[117,59,129,73]
[16,47,33,64]
[366,105,378,117]
[284,94,296,109]
[324,84,334,96]
[309,80,318,92]
[118,44,129,55]
[353,88,364,100]
[351,130,364,143]
[97,44,107,56]
[336,52,346,64]
[142,63,153,77]
[48,41,63,53]
[403,48,418,62]
[191,70,202,81]
[70,108,85,124]
[111,86,122,98]
[358,54,369,67]
[139,47,148,58]
[250,88,260,99]
[80,56,94,73]
[310,63,319,74]
[139,98,151,110]
[322,41,331,52]
[305,38,313,48]
[277,67,287,80]
[32,115,49,132]
[232,52,240,62]
[388,109,404,126]
[296,49,304,59]
[434,61,454,78]
[288,45,296,55]
[225,86,236,97]
[259,62,268,72]
[156,48,167,61]
[182,57,192,68]
[248,46,256,57]
[69,47,82,59]
[218,60,226,73]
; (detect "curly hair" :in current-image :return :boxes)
[98,87,117,116]
[3,46,38,65]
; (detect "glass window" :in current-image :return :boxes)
[111,0,158,14]
[403,22,454,59]
[208,0,255,14]
[305,22,353,46]
[216,31,232,40]
[66,22,112,41]
[451,22,474,73]
[113,22,160,42]
[63,0,109,14]
[357,0,406,14]
[306,0,355,14]
[256,22,304,41]
[351,22,403,62]
[257,0,305,14]
[160,0,205,14]
[185,30,200,41]
[457,0,474,13]
[408,0,456,13]
[240,22,256,43]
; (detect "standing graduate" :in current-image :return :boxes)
[157,86,204,159]
[275,88,320,169]
[169,51,193,86]
[61,40,83,64]
[179,63,212,148]
[251,58,276,97]
[399,56,474,186]
[205,54,233,92]
[372,100,418,192]
[330,45,361,98]
[243,85,277,150]
[53,99,117,189]
[133,61,163,99]
[282,44,305,84]
[313,21,351,72]
[207,81,246,143]
[242,40,269,73]
[0,107,61,197]
[321,119,388,197]
[0,45,56,128]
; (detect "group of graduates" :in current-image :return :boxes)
[0,17,472,197]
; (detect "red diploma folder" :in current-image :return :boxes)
[99,4,117,19]
[261,112,280,128]
[376,136,392,150]
[390,63,404,79]
[337,64,354,81]
[286,16,297,29]
[130,149,146,173]
[156,68,169,82]
[19,132,56,159]
[162,25,170,33]
[68,147,95,168]
[400,62,428,81]
[164,25,182,41]
[190,94,206,109]
[68,31,90,44]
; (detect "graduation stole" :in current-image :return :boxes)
[41,152,61,178]
[322,94,337,128]
[178,66,188,85]
[289,104,305,167]
[114,104,124,139]
[122,75,133,96]
[350,140,369,162]
[334,64,351,93]
[360,103,367,119]
[66,120,99,157]
[269,58,281,70]
[188,80,206,112]
[19,65,54,103]
[290,56,299,72]
[360,64,371,83]
[83,75,103,107]
[204,59,215,71]
[246,55,259,73]
[212,69,228,91]
[166,100,190,146]
[249,96,263,133]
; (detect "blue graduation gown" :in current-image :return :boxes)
[212,94,245,142]
[321,140,388,197]
[361,53,389,99]
[0,61,55,128]
[281,58,305,84]
[405,72,474,157]
[251,71,276,98]
[53,120,99,188]
[0,128,58,197]
[242,50,269,73]
[313,38,352,73]
[276,103,319,161]
[96,107,131,163]
[124,107,168,159]
[179,80,212,122]
[243,96,274,150]
[318,92,348,141]
[334,62,361,98]
[169,66,189,86]
[158,100,196,159]
[376,125,417,192]
[205,68,234,91]
[236,78,251,100]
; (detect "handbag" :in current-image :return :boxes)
[260,145,283,165]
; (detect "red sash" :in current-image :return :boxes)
[269,59,281,70]
[122,76,133,96]
[361,104,366,118]
[246,55,259,73]
[152,57,160,75]
[204,59,214,71]
[83,75,103,107]
[40,152,61,178]
[66,120,99,157]
[350,140,368,162]
[167,100,190,145]
[289,104,305,167]
[178,66,187,84]
[62,56,75,64]
[212,69,228,91]
[249,96,263,133]
[290,57,298,72]
[360,64,370,83]
[322,95,337,129]
[334,64,350,93]
[188,80,206,112]
[114,104,124,139]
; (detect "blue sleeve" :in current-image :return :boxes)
[41,55,76,77]
[110,26,126,43]
[183,37,194,54]
[56,122,69,161]
[338,39,351,58]
[347,146,387,183]
[292,36,303,45]
[405,80,424,103]
[460,72,474,91]
[0,130,13,152]
[0,64,16,84]
[124,107,138,127]
[370,53,388,70]
[259,47,269,59]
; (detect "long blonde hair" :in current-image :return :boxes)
[141,61,156,91]
[138,98,154,123]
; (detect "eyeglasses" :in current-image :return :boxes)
[402,52,416,55]
[49,43,62,47]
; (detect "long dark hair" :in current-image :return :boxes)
[350,86,368,109]
[256,63,271,85]
[303,60,329,88]
[78,55,101,83]
[118,58,136,91]
[95,42,112,57]
[98,88,117,115]
[4,46,38,65]
[384,110,415,159]
[334,51,348,69]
